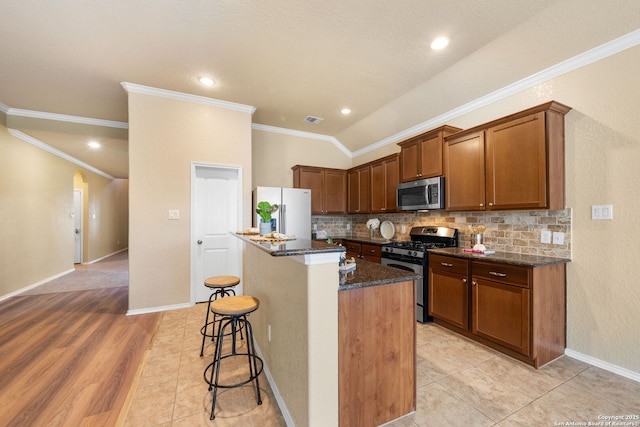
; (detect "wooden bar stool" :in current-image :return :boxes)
[204,295,263,420]
[199,275,240,357]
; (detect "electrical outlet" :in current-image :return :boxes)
[553,232,565,245]
[401,225,406,233]
[541,230,551,244]
[346,223,351,230]
[592,204,613,220]
[267,324,271,342]
[168,210,180,220]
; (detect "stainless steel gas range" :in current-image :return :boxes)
[381,226,458,323]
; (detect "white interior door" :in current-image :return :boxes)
[73,189,83,264]
[192,164,242,303]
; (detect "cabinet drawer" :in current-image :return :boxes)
[361,244,382,258]
[342,241,361,254]
[472,262,530,288]
[429,255,468,275]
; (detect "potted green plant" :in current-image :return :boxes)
[255,201,279,235]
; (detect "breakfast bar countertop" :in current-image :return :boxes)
[235,233,345,256]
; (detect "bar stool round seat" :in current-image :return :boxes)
[199,275,240,357]
[204,295,263,420]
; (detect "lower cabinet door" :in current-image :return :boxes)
[428,269,469,330]
[472,278,530,355]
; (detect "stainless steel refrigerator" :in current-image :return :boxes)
[252,187,312,239]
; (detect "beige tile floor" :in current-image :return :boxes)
[124,303,640,426]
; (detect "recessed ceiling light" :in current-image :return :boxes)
[88,141,101,149]
[341,108,352,115]
[430,36,449,50]
[198,76,215,86]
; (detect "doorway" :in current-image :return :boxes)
[191,163,243,303]
[73,189,83,264]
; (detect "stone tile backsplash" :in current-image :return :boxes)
[313,208,571,259]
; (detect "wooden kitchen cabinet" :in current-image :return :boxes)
[370,154,400,213]
[360,243,382,263]
[443,130,486,211]
[428,254,470,330]
[347,165,370,214]
[428,253,567,368]
[472,262,531,356]
[398,125,461,182]
[342,240,361,260]
[443,101,571,212]
[342,240,382,263]
[292,165,347,215]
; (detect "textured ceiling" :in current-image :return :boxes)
[1,0,639,178]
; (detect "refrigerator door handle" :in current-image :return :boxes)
[280,204,286,234]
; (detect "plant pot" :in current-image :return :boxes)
[259,221,272,236]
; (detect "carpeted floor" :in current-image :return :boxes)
[20,250,128,295]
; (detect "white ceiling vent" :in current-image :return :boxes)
[304,115,324,124]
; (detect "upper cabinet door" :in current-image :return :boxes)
[324,169,348,214]
[399,126,462,183]
[444,131,486,211]
[370,154,400,213]
[486,112,547,210]
[348,166,370,214]
[419,133,444,178]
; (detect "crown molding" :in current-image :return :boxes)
[121,82,257,114]
[5,107,127,129]
[353,28,640,158]
[8,128,115,180]
[252,123,352,158]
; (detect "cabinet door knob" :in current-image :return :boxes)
[488,202,494,207]
[462,278,467,283]
[479,203,484,207]
[472,281,478,286]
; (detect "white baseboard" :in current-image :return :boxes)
[252,340,296,427]
[565,348,640,383]
[126,302,192,316]
[85,247,128,264]
[0,268,75,302]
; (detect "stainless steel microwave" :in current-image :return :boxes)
[397,177,445,210]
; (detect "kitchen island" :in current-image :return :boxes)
[236,234,420,427]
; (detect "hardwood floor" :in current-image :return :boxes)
[0,256,161,427]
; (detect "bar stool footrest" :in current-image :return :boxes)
[203,353,264,390]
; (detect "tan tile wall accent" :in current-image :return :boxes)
[313,208,571,259]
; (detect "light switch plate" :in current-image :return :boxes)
[541,230,551,244]
[592,204,613,220]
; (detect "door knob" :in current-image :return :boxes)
[197,240,203,245]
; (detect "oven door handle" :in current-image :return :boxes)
[385,263,418,272]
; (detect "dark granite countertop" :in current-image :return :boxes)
[315,235,399,245]
[428,247,571,267]
[338,259,421,291]
[235,233,345,256]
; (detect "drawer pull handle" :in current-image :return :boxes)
[489,271,507,277]
[441,262,453,267]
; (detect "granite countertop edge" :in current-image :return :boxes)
[428,247,571,267]
[338,259,421,291]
